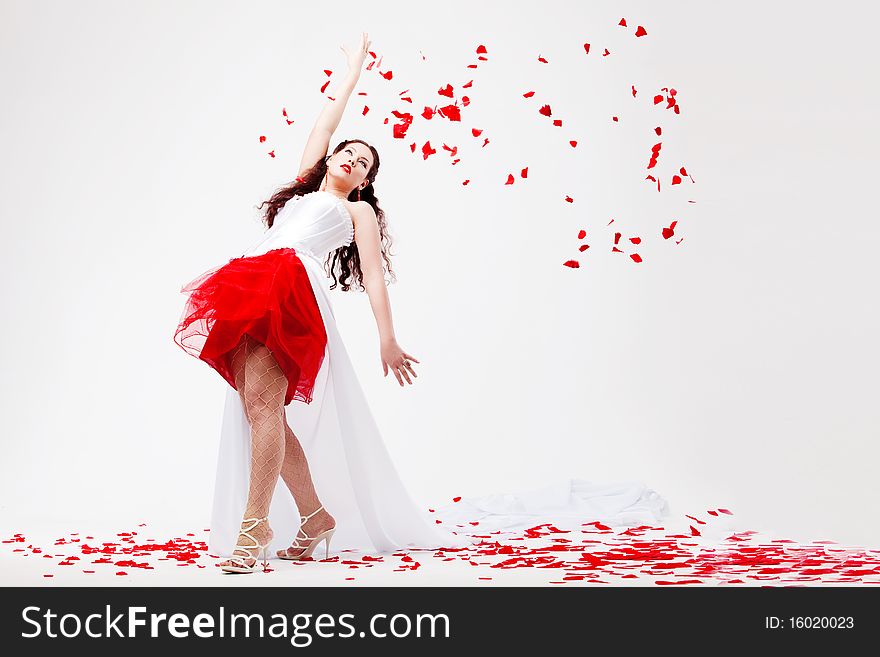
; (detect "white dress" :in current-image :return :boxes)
[208,190,478,557]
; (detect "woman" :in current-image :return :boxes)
[174,32,474,573]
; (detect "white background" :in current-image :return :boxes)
[2,0,878,549]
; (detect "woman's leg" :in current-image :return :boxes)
[276,421,336,558]
[218,334,287,569]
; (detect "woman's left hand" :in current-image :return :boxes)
[381,339,419,386]
[341,32,371,73]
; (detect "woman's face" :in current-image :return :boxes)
[329,143,374,191]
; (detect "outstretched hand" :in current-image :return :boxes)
[341,32,371,73]
[380,339,419,386]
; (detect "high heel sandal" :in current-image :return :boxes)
[219,516,272,574]
[277,505,336,561]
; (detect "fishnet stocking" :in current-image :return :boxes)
[276,421,336,558]
[218,333,286,569]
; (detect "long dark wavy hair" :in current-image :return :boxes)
[254,139,396,292]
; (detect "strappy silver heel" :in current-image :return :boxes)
[219,515,271,574]
[277,505,336,561]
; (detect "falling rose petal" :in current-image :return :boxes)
[357,91,368,96]
[438,83,454,98]
[435,519,442,524]
[259,135,266,143]
[476,45,487,54]
[630,253,642,263]
[523,90,536,98]
[655,126,662,135]
[471,128,483,137]
[320,80,330,93]
[327,96,335,101]
[647,142,662,168]
[570,140,577,147]
[671,175,681,185]
[619,18,627,27]
[391,110,414,139]
[409,143,415,152]
[521,167,528,178]
[466,63,478,69]
[578,244,590,252]
[577,229,586,239]
[583,43,591,54]
[553,119,562,127]
[428,508,435,513]
[718,509,733,515]
[563,260,580,268]
[482,138,490,147]
[612,116,618,122]
[635,25,648,37]
[422,106,435,120]
[630,237,641,244]
[453,496,462,503]
[461,96,470,107]
[400,96,411,103]
[462,179,470,185]
[613,233,622,245]
[380,70,393,80]
[538,55,548,63]
[539,104,552,117]
[268,150,275,158]
[661,221,678,239]
[631,85,637,97]
[602,48,611,56]
[505,174,515,185]
[438,104,461,121]
[462,80,474,88]
[564,196,573,203]
[421,141,436,160]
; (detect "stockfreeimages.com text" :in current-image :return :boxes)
[21,605,451,646]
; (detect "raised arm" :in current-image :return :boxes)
[297,32,371,177]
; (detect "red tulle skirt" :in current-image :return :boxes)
[173,247,327,406]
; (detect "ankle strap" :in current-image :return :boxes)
[299,505,324,523]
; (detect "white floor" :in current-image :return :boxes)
[3,510,877,587]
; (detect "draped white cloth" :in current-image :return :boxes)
[430,479,671,534]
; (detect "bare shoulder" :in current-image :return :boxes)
[349,200,378,228]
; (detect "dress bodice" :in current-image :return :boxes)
[240,190,355,261]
